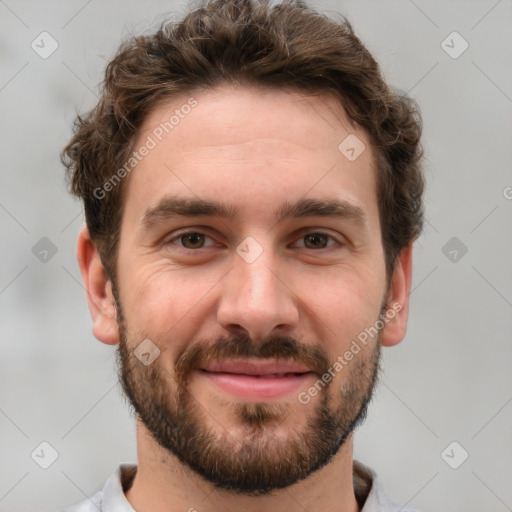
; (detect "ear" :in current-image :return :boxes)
[76,225,119,345]
[380,243,413,348]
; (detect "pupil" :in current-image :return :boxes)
[184,233,203,248]
[306,233,326,248]
[181,233,327,249]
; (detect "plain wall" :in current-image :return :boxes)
[1,1,511,511]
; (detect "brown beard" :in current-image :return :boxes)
[114,292,383,496]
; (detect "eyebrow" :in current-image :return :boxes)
[141,195,368,228]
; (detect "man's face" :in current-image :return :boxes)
[113,85,389,494]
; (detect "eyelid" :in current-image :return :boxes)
[166,229,218,249]
[166,227,345,251]
[290,228,344,249]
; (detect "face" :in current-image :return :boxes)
[111,84,391,494]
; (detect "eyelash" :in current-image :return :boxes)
[166,229,344,252]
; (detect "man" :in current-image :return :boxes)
[59,0,424,510]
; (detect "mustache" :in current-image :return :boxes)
[174,333,332,384]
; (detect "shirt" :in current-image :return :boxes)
[58,460,419,512]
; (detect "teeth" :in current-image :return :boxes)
[254,372,294,378]
[209,371,306,377]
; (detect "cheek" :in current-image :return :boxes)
[298,269,385,354]
[120,263,222,342]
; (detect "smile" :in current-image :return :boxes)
[198,359,314,400]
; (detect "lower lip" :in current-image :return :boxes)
[199,370,314,400]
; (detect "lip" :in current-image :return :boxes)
[201,358,311,376]
[198,359,313,400]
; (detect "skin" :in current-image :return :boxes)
[77,84,413,512]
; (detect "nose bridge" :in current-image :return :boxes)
[217,235,298,338]
[239,245,277,305]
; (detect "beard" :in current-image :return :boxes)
[113,290,384,496]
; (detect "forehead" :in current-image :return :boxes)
[122,84,379,229]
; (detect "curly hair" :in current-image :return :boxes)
[61,0,424,285]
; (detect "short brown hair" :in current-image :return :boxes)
[61,0,424,285]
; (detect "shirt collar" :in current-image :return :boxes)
[100,460,399,512]
[100,463,136,512]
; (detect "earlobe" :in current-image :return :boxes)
[76,225,120,345]
[380,244,413,348]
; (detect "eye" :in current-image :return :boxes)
[168,231,216,250]
[165,229,343,252]
[291,231,342,250]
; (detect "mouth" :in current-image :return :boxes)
[197,359,314,400]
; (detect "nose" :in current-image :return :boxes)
[216,242,300,342]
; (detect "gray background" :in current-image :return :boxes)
[1,1,511,511]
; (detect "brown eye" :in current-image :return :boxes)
[293,232,340,250]
[180,233,205,249]
[303,233,329,249]
[168,231,216,250]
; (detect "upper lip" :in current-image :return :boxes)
[200,359,311,376]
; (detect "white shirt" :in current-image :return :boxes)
[58,460,419,512]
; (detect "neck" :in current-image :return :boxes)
[124,418,359,512]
